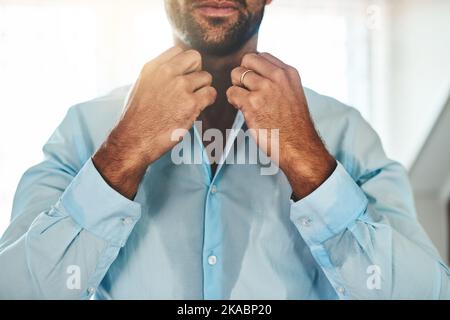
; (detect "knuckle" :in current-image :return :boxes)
[242,53,256,66]
[159,63,173,76]
[259,52,272,60]
[142,61,153,73]
[273,68,286,81]
[231,68,242,83]
[226,86,234,98]
[187,49,202,64]
[202,87,217,107]
[260,80,272,91]
[231,68,239,79]
[175,76,189,89]
[204,72,213,85]
[208,86,217,99]
[287,66,300,78]
[187,49,201,59]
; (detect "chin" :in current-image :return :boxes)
[179,13,253,55]
[203,32,227,44]
[186,31,241,56]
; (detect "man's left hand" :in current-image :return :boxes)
[226,52,336,199]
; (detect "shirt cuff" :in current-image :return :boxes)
[290,161,368,245]
[55,158,142,247]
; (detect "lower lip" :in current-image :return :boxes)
[195,6,238,17]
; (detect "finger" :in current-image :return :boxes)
[195,86,217,111]
[231,66,267,91]
[182,71,213,92]
[226,85,250,110]
[153,46,185,65]
[241,53,280,81]
[258,52,287,69]
[165,49,202,75]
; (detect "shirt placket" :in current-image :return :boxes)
[193,111,245,300]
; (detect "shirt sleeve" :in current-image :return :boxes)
[59,158,141,248]
[290,162,368,245]
[0,106,141,299]
[290,111,450,300]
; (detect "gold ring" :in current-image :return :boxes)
[240,69,255,88]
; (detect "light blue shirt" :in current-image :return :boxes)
[0,85,449,299]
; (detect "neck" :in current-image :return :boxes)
[174,35,259,131]
[175,34,258,79]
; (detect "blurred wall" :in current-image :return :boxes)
[386,0,450,167]
[386,0,450,263]
[414,193,449,263]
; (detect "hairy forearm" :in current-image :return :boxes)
[92,127,149,200]
[282,135,337,200]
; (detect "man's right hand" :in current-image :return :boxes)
[93,46,216,199]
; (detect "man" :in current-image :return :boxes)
[0,0,448,299]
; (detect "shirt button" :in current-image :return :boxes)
[337,286,346,295]
[122,217,134,225]
[299,217,312,227]
[87,287,96,295]
[210,185,217,194]
[207,255,217,266]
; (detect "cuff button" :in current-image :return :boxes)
[299,217,312,227]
